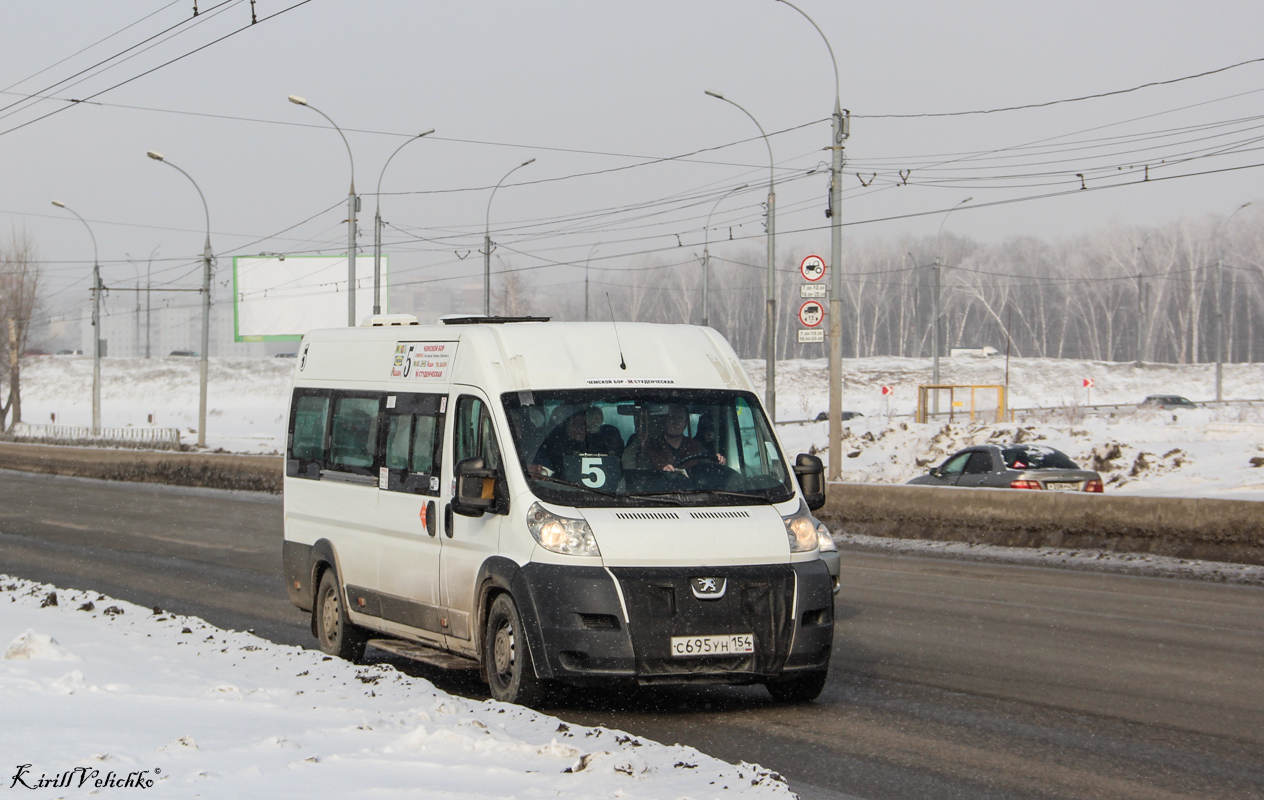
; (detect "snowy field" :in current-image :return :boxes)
[0,576,790,799]
[12,353,1264,500]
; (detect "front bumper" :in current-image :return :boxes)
[513,560,834,685]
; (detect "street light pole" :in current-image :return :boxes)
[289,95,358,326]
[373,129,435,317]
[774,0,849,477]
[703,184,748,329]
[932,197,971,415]
[147,150,213,449]
[584,242,602,321]
[51,200,100,434]
[483,158,536,316]
[705,90,777,421]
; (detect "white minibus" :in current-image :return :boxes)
[282,315,835,705]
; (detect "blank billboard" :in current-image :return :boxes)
[233,255,388,341]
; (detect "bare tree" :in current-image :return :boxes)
[0,227,42,431]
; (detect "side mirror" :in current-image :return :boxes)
[793,453,826,511]
[929,466,941,478]
[452,457,497,517]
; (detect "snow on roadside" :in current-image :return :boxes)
[0,577,792,799]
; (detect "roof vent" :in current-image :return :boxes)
[362,314,419,327]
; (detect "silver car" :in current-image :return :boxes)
[909,444,1103,492]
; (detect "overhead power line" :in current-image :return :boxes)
[857,55,1264,119]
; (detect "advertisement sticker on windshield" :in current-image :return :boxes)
[390,342,456,381]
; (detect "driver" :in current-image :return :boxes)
[644,404,725,472]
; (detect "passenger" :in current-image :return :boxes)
[644,404,725,472]
[585,406,625,457]
[530,406,588,476]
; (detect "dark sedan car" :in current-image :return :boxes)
[909,444,1103,492]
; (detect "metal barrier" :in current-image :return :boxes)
[1,423,183,451]
[776,398,1264,427]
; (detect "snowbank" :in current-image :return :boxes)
[0,576,791,799]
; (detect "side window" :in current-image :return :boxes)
[455,395,502,469]
[380,393,444,495]
[329,395,381,473]
[964,451,993,474]
[288,391,329,479]
[941,451,971,476]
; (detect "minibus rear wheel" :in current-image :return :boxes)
[484,593,545,706]
[766,669,829,703]
[315,569,368,663]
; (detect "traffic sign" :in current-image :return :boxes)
[800,283,827,299]
[798,300,824,327]
[799,254,826,282]
[1083,378,1094,388]
[881,385,893,396]
[797,329,824,343]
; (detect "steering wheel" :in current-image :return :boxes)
[673,452,718,470]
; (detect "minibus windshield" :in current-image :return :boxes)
[502,389,795,507]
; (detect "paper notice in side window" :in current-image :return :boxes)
[379,467,389,489]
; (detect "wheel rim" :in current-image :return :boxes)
[321,586,339,645]
[492,619,515,683]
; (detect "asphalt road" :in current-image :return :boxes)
[2,469,1262,800]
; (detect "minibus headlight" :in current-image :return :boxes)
[526,502,600,557]
[782,503,819,553]
[816,521,837,552]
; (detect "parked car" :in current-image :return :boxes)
[1140,395,1197,410]
[814,411,863,422]
[168,349,198,357]
[275,352,298,358]
[908,444,1103,492]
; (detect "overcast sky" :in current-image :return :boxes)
[4,0,1263,323]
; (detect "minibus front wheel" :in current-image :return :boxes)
[484,593,546,707]
[315,569,368,663]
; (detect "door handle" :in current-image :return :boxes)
[444,503,454,538]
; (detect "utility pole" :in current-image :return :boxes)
[1135,272,1145,367]
[1215,259,1224,402]
[932,257,941,415]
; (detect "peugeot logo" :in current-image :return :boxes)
[690,577,727,600]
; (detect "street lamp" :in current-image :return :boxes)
[928,197,971,416]
[705,89,778,421]
[583,241,602,321]
[702,184,748,329]
[1215,201,1251,401]
[51,200,101,435]
[773,0,849,477]
[289,94,358,326]
[373,129,435,316]
[147,150,214,449]
[483,158,536,316]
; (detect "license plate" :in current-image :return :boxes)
[669,634,754,657]
[1046,481,1081,491]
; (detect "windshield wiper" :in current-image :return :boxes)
[529,473,620,498]
[688,489,777,504]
